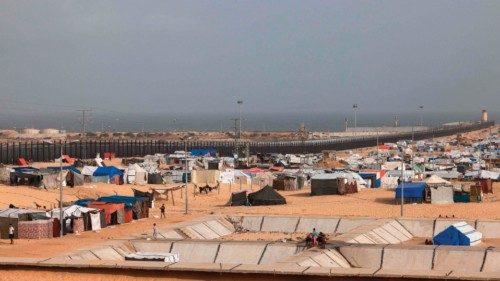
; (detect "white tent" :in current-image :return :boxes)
[81,166,98,176]
[424,175,451,186]
[127,164,148,184]
[46,205,97,219]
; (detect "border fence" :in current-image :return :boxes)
[0,121,494,164]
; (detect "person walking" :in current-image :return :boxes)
[153,223,158,240]
[160,204,166,219]
[8,224,14,244]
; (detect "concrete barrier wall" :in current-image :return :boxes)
[338,244,384,268]
[433,246,486,272]
[482,248,500,272]
[170,241,220,263]
[396,218,435,237]
[476,220,500,239]
[261,216,300,232]
[215,242,268,264]
[335,219,413,244]
[382,245,435,271]
[295,217,339,233]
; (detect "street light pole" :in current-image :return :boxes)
[182,137,192,215]
[419,105,424,126]
[400,144,405,217]
[353,104,358,136]
[59,140,63,237]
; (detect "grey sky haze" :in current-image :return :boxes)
[1,1,499,122]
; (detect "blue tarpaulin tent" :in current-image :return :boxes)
[190,148,217,156]
[433,222,482,246]
[97,196,146,208]
[93,166,123,179]
[395,182,427,203]
[74,198,95,207]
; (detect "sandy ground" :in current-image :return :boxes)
[0,125,497,280]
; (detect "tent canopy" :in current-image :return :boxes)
[395,182,427,199]
[93,166,123,178]
[97,196,146,208]
[46,205,97,219]
[433,222,482,246]
[248,186,286,206]
[424,175,451,185]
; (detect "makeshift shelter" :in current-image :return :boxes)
[93,166,123,179]
[10,167,42,187]
[88,202,125,225]
[133,189,154,208]
[0,167,13,184]
[228,190,247,206]
[192,170,221,185]
[424,175,451,186]
[127,164,148,184]
[430,186,454,204]
[311,174,341,195]
[46,205,100,234]
[272,174,298,191]
[433,221,482,246]
[18,219,53,239]
[0,208,47,239]
[248,186,286,206]
[147,173,163,184]
[395,182,427,204]
[66,170,84,187]
[97,196,149,220]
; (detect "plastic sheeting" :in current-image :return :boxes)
[90,212,101,230]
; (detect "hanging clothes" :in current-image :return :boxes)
[90,212,101,231]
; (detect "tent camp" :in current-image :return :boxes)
[433,221,482,246]
[424,175,453,204]
[247,186,286,206]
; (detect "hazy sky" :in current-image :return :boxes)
[1,1,499,123]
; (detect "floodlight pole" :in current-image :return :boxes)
[59,141,63,237]
[184,139,188,215]
[400,145,404,217]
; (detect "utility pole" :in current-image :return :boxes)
[419,105,424,126]
[77,109,91,159]
[353,104,358,136]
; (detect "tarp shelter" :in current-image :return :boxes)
[248,186,286,206]
[228,190,247,206]
[46,205,101,233]
[192,170,220,185]
[93,166,123,179]
[147,173,163,184]
[190,148,217,157]
[0,167,12,184]
[97,196,149,220]
[127,164,148,184]
[74,199,95,207]
[66,171,84,187]
[88,202,125,225]
[81,166,98,176]
[430,186,454,204]
[272,174,297,191]
[311,174,342,195]
[10,171,42,187]
[0,208,47,239]
[395,182,427,203]
[433,221,482,246]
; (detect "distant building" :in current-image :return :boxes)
[481,110,488,122]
